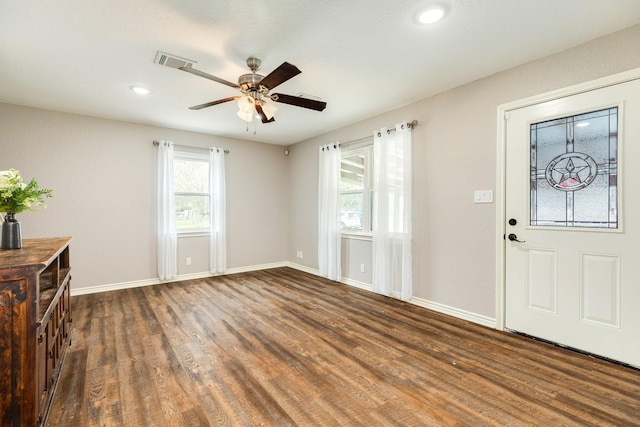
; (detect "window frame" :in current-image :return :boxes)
[340,142,373,237]
[173,150,211,235]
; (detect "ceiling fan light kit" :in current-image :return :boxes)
[258,99,277,120]
[237,109,254,122]
[237,95,255,114]
[158,52,327,126]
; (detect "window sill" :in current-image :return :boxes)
[341,231,372,242]
[177,231,210,238]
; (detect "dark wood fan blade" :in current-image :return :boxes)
[189,96,239,110]
[258,62,301,90]
[179,66,239,89]
[272,93,327,111]
[255,103,275,123]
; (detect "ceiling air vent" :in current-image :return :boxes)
[154,51,196,69]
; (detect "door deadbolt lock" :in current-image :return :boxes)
[508,218,517,226]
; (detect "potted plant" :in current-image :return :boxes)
[0,169,52,249]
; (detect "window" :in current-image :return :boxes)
[530,107,618,228]
[340,145,372,233]
[173,151,210,232]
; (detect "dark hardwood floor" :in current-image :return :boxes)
[47,267,640,426]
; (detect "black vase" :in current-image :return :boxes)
[1,213,22,249]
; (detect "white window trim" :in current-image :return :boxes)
[174,150,211,236]
[341,231,372,241]
[341,144,373,236]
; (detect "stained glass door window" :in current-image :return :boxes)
[530,107,618,228]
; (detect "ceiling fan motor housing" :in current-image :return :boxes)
[238,73,270,98]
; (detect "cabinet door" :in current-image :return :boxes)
[46,312,57,390]
[62,281,71,342]
[36,325,49,422]
[0,280,27,426]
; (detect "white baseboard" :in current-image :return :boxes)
[284,265,496,329]
[285,262,320,276]
[340,277,373,292]
[71,261,288,296]
[226,261,288,275]
[285,263,372,293]
[71,277,160,296]
[71,262,497,330]
[409,296,497,329]
[269,263,497,329]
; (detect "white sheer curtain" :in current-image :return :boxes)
[157,140,177,280]
[318,143,342,281]
[209,147,227,274]
[372,122,413,300]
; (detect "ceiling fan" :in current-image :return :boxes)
[178,57,327,123]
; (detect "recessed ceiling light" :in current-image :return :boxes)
[130,85,150,95]
[418,6,446,24]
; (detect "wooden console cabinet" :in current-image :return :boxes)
[0,237,72,426]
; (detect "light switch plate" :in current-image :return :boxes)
[474,190,494,204]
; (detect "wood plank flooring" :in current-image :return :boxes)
[47,267,640,426]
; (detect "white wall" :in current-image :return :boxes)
[2,23,640,320]
[287,24,640,321]
[0,105,289,291]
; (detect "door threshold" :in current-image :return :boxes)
[506,329,640,371]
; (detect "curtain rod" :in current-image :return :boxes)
[153,140,229,154]
[339,119,418,148]
[376,119,418,136]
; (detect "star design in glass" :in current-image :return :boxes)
[551,158,589,188]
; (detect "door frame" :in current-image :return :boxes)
[495,67,640,331]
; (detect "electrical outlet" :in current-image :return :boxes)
[296,251,303,259]
[360,264,365,273]
[186,257,192,266]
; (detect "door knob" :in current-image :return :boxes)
[508,233,525,243]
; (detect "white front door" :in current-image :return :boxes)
[504,77,640,367]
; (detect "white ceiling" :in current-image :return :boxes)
[3,1,640,145]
